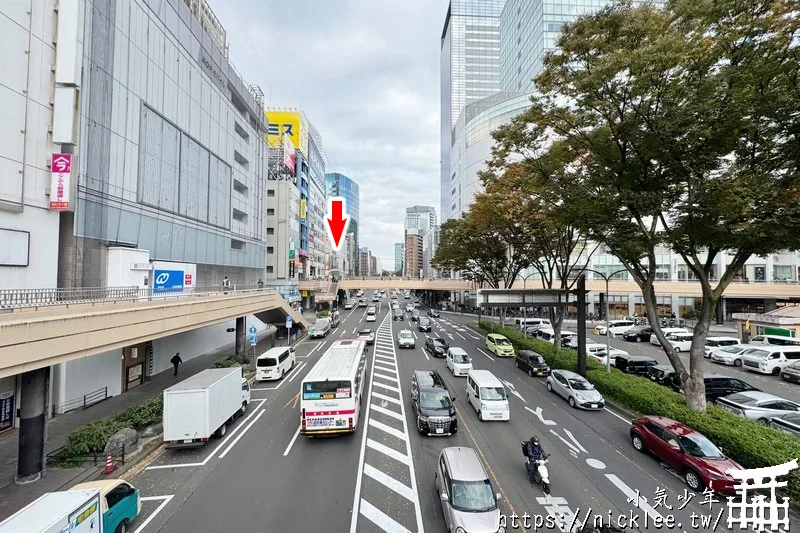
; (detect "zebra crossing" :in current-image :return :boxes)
[350,314,424,533]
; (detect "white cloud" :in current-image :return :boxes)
[214,0,448,258]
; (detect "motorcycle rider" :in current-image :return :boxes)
[526,435,546,481]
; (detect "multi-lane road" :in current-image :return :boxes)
[126,294,741,533]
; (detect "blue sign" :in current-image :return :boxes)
[285,316,293,329]
[249,336,258,346]
[249,325,257,335]
[153,269,184,293]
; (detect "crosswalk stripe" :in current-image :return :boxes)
[369,418,407,441]
[372,391,402,405]
[360,499,412,533]
[371,403,404,421]
[372,381,401,393]
[363,463,416,502]
[374,371,398,383]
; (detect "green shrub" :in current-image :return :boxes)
[476,322,800,499]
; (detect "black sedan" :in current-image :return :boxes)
[622,326,654,342]
[425,337,450,357]
[417,316,432,332]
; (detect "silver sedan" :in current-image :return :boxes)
[715,391,800,425]
[546,369,605,410]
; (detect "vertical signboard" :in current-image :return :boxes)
[0,390,14,433]
[49,153,73,211]
[283,136,296,175]
[300,199,307,220]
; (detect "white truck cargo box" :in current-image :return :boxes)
[0,489,102,533]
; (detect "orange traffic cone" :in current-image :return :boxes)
[103,453,116,475]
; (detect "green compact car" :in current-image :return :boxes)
[486,333,515,357]
[71,479,140,533]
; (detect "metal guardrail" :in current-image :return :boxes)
[46,442,130,468]
[0,284,290,311]
[54,387,108,414]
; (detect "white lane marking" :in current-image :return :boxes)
[604,406,631,424]
[339,328,345,336]
[353,327,357,334]
[368,418,407,441]
[360,499,412,533]
[288,362,306,382]
[412,331,418,339]
[146,399,266,470]
[218,408,266,458]
[282,425,302,456]
[606,473,665,521]
[477,348,494,360]
[363,463,416,501]
[372,391,401,405]
[375,353,395,362]
[525,405,557,426]
[564,429,587,453]
[367,439,411,466]
[500,379,527,403]
[374,362,397,372]
[372,381,401,393]
[133,495,174,533]
[370,403,405,421]
[420,347,429,360]
[373,371,398,382]
[350,317,384,533]
[550,428,581,454]
[455,331,466,340]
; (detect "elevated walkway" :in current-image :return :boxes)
[0,287,307,379]
[337,278,800,298]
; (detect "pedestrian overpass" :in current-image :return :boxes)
[0,287,307,379]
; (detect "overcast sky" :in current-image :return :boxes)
[214,0,449,268]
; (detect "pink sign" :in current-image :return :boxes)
[49,154,72,211]
[283,136,296,174]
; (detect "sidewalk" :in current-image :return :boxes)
[0,324,280,521]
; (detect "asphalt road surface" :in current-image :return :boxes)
[126,294,742,533]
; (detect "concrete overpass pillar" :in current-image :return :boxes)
[764,299,778,313]
[17,367,49,483]
[235,317,246,356]
[715,298,726,325]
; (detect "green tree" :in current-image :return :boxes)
[492,0,800,411]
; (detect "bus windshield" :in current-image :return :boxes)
[303,380,352,400]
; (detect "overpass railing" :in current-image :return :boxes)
[0,284,290,311]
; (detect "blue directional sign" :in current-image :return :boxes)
[285,316,293,329]
[249,335,258,346]
[249,325,257,335]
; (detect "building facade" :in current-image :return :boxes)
[440,0,506,222]
[448,92,532,220]
[358,247,370,278]
[325,172,360,275]
[395,243,404,275]
[423,225,441,279]
[405,234,423,279]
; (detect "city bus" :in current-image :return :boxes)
[300,339,368,436]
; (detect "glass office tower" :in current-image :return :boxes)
[440,0,506,222]
[324,172,360,275]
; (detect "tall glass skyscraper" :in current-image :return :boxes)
[440,0,506,222]
[325,172,360,275]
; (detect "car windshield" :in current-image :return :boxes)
[312,322,328,330]
[420,391,453,410]
[480,387,506,400]
[453,353,470,364]
[789,361,800,369]
[493,338,511,346]
[725,393,758,405]
[569,379,594,391]
[433,339,448,347]
[530,355,545,364]
[399,332,413,339]
[678,434,725,459]
[450,479,497,512]
[419,317,429,324]
[744,349,770,359]
[721,346,744,354]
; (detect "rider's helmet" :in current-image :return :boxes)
[530,436,539,446]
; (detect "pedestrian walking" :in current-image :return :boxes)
[257,279,264,291]
[222,276,231,294]
[171,352,182,376]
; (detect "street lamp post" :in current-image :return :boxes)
[578,268,628,372]
[517,273,538,337]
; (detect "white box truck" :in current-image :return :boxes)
[0,489,103,533]
[163,367,251,448]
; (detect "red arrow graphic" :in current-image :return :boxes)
[326,198,349,249]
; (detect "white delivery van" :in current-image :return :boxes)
[465,369,510,421]
[649,327,690,346]
[515,317,551,331]
[740,346,800,375]
[446,347,473,377]
[0,489,102,533]
[256,346,296,381]
[163,367,250,447]
[748,334,800,347]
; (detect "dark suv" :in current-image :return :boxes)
[670,373,759,402]
[515,350,551,377]
[622,325,654,342]
[417,316,432,332]
[410,370,457,436]
[392,308,404,321]
[614,355,658,377]
[647,364,675,386]
[425,337,450,358]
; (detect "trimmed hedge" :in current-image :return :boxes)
[64,396,163,456]
[477,322,800,500]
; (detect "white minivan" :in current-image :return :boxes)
[748,334,800,347]
[515,317,551,331]
[465,369,509,421]
[650,327,690,346]
[740,346,800,375]
[256,346,296,381]
[594,320,635,336]
[366,306,377,322]
[446,347,473,377]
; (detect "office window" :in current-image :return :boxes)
[267,266,274,273]
[231,239,246,251]
[267,227,275,235]
[267,208,275,215]
[233,179,249,196]
[267,189,275,197]
[232,208,248,223]
[267,247,275,254]
[234,121,250,140]
[233,150,249,169]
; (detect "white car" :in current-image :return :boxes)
[405,304,414,312]
[593,320,635,336]
[666,332,694,352]
[446,348,473,377]
[704,337,741,357]
[649,327,689,346]
[710,344,750,367]
[397,330,415,349]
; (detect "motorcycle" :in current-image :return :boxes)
[521,442,551,494]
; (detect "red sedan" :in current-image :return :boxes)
[630,415,743,494]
